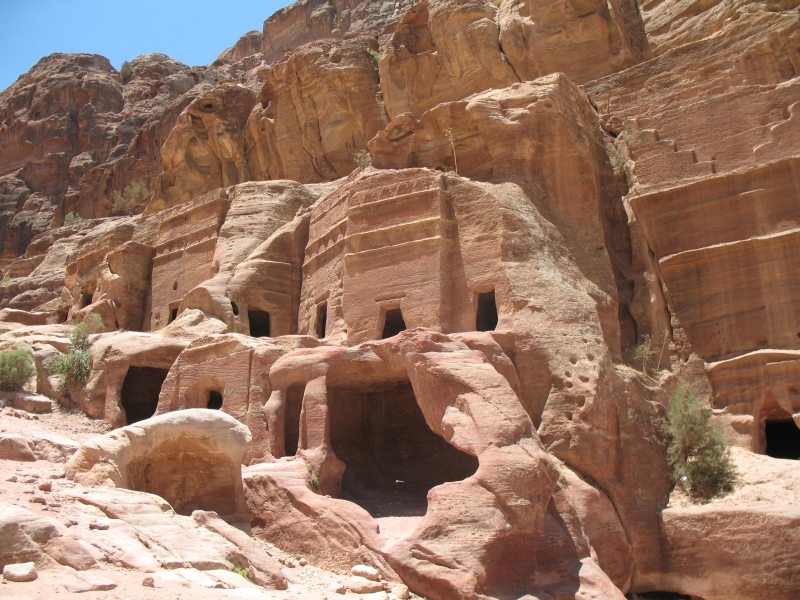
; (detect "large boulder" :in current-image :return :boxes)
[65,409,252,529]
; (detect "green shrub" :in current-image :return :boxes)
[120,60,132,83]
[0,349,35,391]
[234,566,248,580]
[627,335,657,377]
[64,212,83,226]
[664,383,736,502]
[112,181,150,216]
[353,149,370,168]
[311,475,320,489]
[52,315,103,386]
[367,47,382,64]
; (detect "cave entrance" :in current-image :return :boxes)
[285,383,305,457]
[249,310,271,337]
[81,292,93,308]
[381,308,406,339]
[207,390,223,410]
[765,419,800,459]
[476,290,498,332]
[316,303,327,339]
[329,382,478,518]
[121,367,170,425]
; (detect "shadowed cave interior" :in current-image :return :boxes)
[328,381,479,517]
[765,419,800,460]
[249,309,271,337]
[120,366,170,425]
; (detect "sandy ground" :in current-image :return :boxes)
[0,405,423,600]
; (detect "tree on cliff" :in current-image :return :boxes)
[665,382,736,501]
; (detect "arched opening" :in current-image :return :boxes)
[381,308,406,339]
[230,301,239,316]
[249,310,271,338]
[82,292,93,308]
[765,419,800,459]
[329,382,478,517]
[121,367,170,425]
[285,383,305,456]
[207,390,223,410]
[476,290,498,332]
[316,303,327,339]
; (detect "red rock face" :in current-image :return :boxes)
[1,0,800,598]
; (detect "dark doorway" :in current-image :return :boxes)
[765,419,800,459]
[476,291,498,331]
[231,301,239,316]
[285,383,305,456]
[207,390,223,410]
[121,367,170,425]
[169,308,178,323]
[329,382,478,516]
[82,292,93,308]
[316,303,327,339]
[249,310,271,338]
[381,308,406,339]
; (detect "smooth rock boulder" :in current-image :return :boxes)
[2,562,37,582]
[65,409,252,528]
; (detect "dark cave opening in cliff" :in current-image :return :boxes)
[476,290,498,331]
[249,309,271,337]
[284,383,305,457]
[120,367,170,425]
[765,419,800,459]
[316,303,328,339]
[207,390,223,410]
[328,382,479,517]
[381,308,407,339]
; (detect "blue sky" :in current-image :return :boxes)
[0,0,290,92]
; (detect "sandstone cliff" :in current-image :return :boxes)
[0,0,799,598]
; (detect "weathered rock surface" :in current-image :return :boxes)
[379,0,519,119]
[152,84,258,211]
[65,409,252,528]
[0,432,79,462]
[246,36,388,184]
[1,0,799,597]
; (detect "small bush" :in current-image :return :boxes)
[367,47,382,64]
[0,349,35,391]
[627,335,658,377]
[112,181,150,216]
[311,475,320,489]
[354,149,370,168]
[120,60,132,83]
[664,382,736,502]
[64,212,82,226]
[234,566,248,580]
[52,315,103,387]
